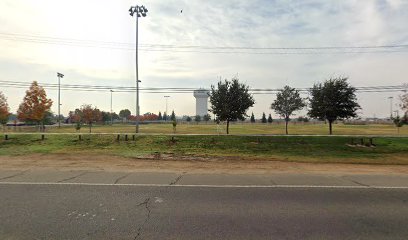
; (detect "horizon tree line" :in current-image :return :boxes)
[1,78,408,134]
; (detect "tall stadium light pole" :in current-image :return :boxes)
[164,95,170,121]
[57,72,64,128]
[388,96,394,119]
[110,90,114,125]
[129,5,148,133]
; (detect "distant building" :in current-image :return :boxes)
[193,89,210,116]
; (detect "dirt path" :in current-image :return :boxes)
[1,153,407,175]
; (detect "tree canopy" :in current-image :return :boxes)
[17,81,53,126]
[400,91,408,116]
[308,77,360,135]
[209,78,255,134]
[261,112,267,123]
[250,112,255,123]
[171,110,176,121]
[203,114,211,122]
[195,115,201,122]
[271,85,305,134]
[0,91,10,126]
[119,109,131,122]
[80,104,102,133]
[268,114,273,123]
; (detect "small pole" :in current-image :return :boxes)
[57,72,64,128]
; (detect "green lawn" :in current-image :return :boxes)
[1,134,407,165]
[4,122,408,135]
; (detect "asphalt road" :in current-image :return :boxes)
[1,170,408,239]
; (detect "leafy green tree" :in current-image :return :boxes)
[209,78,255,134]
[271,85,305,134]
[392,115,404,134]
[172,120,177,133]
[163,112,168,121]
[261,112,267,123]
[42,111,55,125]
[171,110,176,121]
[119,109,131,123]
[75,122,82,132]
[158,111,162,121]
[308,77,360,135]
[112,112,119,121]
[268,114,273,123]
[250,112,255,123]
[203,114,211,122]
[195,115,201,122]
[101,111,111,124]
[186,116,192,122]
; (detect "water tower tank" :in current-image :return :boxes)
[193,89,210,116]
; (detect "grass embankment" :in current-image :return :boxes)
[4,123,407,135]
[1,134,407,165]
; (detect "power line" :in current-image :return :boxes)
[1,80,406,94]
[1,32,408,54]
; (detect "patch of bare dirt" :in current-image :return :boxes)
[0,153,407,175]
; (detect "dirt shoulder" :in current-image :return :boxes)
[0,153,407,175]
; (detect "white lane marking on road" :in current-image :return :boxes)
[0,181,407,189]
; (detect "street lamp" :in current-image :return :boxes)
[110,90,114,125]
[57,72,64,128]
[388,96,393,119]
[164,95,170,121]
[129,5,148,133]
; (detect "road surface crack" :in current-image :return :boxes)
[0,169,30,180]
[134,198,151,240]
[169,172,186,185]
[58,171,88,183]
[114,173,131,184]
[342,176,370,187]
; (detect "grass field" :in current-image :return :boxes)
[4,122,408,135]
[1,134,407,165]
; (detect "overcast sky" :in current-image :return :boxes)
[1,0,407,119]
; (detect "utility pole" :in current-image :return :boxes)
[129,5,148,133]
[57,72,64,128]
[164,96,170,121]
[110,90,113,125]
[388,96,394,119]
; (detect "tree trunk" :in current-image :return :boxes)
[285,120,288,135]
[329,120,333,135]
[89,123,92,133]
[226,120,230,134]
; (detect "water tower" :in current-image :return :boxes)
[193,89,210,116]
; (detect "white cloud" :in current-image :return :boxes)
[1,0,408,118]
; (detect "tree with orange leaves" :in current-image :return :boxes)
[80,104,102,133]
[17,81,53,130]
[0,91,11,131]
